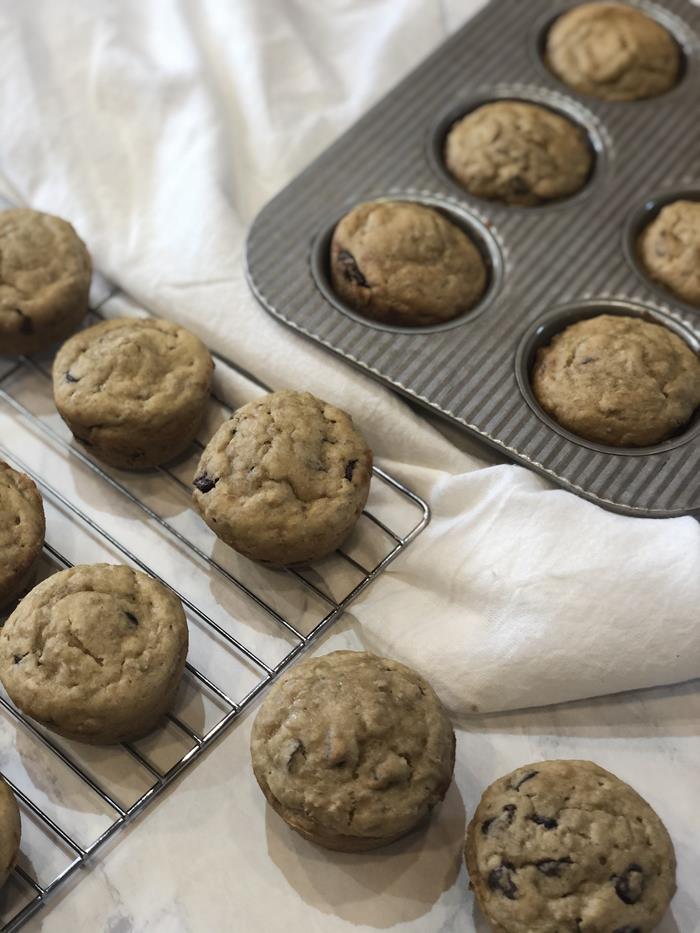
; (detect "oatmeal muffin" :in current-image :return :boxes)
[193,390,372,565]
[465,759,676,933]
[638,200,700,307]
[0,208,91,356]
[545,3,680,101]
[251,650,455,851]
[0,462,45,610]
[445,101,593,206]
[329,200,487,326]
[0,779,20,889]
[532,314,700,446]
[53,317,214,469]
[0,564,188,744]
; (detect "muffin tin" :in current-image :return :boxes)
[246,0,700,517]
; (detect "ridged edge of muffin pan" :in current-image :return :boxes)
[515,298,700,456]
[427,85,607,211]
[308,191,504,336]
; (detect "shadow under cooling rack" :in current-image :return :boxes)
[0,283,429,931]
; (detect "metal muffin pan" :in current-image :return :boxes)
[246,0,700,517]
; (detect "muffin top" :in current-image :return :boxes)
[638,200,700,307]
[445,101,592,206]
[251,650,455,844]
[466,759,676,933]
[546,3,680,101]
[532,314,700,446]
[0,462,45,605]
[329,200,487,326]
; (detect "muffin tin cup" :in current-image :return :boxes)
[246,0,700,517]
[515,298,700,457]
[309,192,504,335]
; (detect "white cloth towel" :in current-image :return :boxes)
[0,0,698,715]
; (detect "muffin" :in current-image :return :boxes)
[0,208,91,356]
[0,564,189,744]
[0,462,45,610]
[53,317,214,469]
[465,760,676,933]
[193,390,372,565]
[0,779,21,889]
[532,314,700,446]
[251,650,455,851]
[545,3,680,101]
[329,200,487,326]
[445,101,593,206]
[638,200,700,307]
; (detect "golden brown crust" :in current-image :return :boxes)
[0,564,188,744]
[532,314,700,446]
[251,651,455,850]
[465,760,676,933]
[0,462,45,610]
[445,102,592,206]
[53,317,214,470]
[329,200,486,326]
[638,200,700,307]
[0,778,21,890]
[545,3,680,102]
[0,208,91,355]
[193,390,372,565]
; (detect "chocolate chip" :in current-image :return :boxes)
[612,928,641,933]
[487,863,518,900]
[337,249,368,287]
[13,654,26,665]
[530,813,558,830]
[344,459,358,481]
[612,864,644,905]
[65,371,80,383]
[13,308,34,334]
[124,611,139,626]
[481,803,517,835]
[194,473,217,493]
[512,770,538,791]
[536,857,572,877]
[510,175,530,195]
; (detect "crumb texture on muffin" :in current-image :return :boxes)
[532,314,700,446]
[465,759,676,933]
[251,650,455,850]
[330,200,487,326]
[0,461,45,609]
[0,208,91,355]
[193,390,372,565]
[445,101,592,206]
[639,200,700,307]
[53,317,213,469]
[0,564,188,744]
[546,3,680,101]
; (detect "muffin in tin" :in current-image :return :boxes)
[638,200,700,308]
[251,650,455,851]
[329,200,487,327]
[532,313,700,447]
[444,101,593,206]
[545,2,680,102]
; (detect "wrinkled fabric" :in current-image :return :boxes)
[0,0,698,714]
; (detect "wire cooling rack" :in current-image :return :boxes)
[0,276,430,931]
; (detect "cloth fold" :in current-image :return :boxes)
[1,0,698,714]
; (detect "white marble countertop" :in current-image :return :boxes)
[17,615,699,933]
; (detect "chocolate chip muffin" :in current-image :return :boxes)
[0,462,45,610]
[0,208,91,356]
[532,314,700,446]
[545,3,680,102]
[251,650,455,851]
[329,200,487,326]
[193,390,372,565]
[445,101,593,206]
[638,200,700,307]
[53,317,214,469]
[0,778,20,889]
[0,564,188,744]
[465,760,676,933]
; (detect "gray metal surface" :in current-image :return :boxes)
[246,0,700,517]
